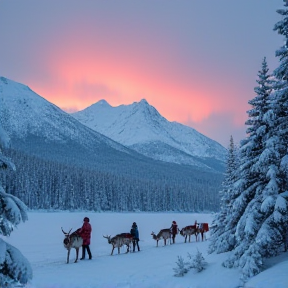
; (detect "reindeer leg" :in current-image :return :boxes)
[111,246,114,256]
[67,249,70,264]
[75,247,79,263]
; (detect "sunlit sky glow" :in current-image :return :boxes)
[0,0,284,147]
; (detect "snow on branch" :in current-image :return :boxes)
[188,250,207,272]
[0,239,33,286]
[173,250,207,277]
[0,191,28,236]
[173,256,189,277]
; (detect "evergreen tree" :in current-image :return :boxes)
[173,255,189,277]
[188,250,207,273]
[209,135,239,254]
[0,126,32,286]
[269,0,288,252]
[223,58,274,278]
[221,3,288,276]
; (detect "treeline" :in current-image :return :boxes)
[0,148,222,212]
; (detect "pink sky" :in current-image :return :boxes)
[0,0,284,146]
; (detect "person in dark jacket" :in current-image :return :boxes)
[77,217,92,260]
[130,222,140,252]
[170,220,178,244]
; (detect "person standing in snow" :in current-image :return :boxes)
[130,222,140,252]
[77,217,92,260]
[170,220,178,244]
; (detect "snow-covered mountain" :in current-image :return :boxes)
[0,76,223,177]
[0,76,130,153]
[0,76,224,212]
[72,99,226,170]
[0,76,160,178]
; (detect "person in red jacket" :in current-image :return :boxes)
[78,217,92,260]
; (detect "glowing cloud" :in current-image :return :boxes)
[0,0,282,146]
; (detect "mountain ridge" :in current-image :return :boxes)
[0,76,133,155]
[72,98,226,170]
[0,76,223,212]
[0,76,224,174]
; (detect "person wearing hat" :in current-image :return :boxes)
[170,220,178,244]
[78,217,92,260]
[130,222,140,252]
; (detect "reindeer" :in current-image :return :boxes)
[197,223,209,241]
[103,233,133,255]
[151,229,171,247]
[179,225,199,243]
[61,227,83,264]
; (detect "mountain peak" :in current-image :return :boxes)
[81,99,111,113]
[96,99,111,107]
[134,99,150,108]
[131,98,149,106]
[72,98,226,169]
[139,98,148,105]
[0,76,24,87]
[0,76,8,85]
[133,98,158,116]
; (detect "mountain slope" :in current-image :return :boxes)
[0,76,223,179]
[0,76,224,212]
[0,76,131,154]
[72,99,226,171]
[0,76,156,177]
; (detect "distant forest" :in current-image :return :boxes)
[1,148,223,212]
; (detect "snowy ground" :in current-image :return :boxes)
[3,211,288,288]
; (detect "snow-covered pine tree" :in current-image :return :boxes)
[188,250,207,272]
[270,0,288,251]
[223,57,274,277]
[209,135,239,254]
[0,125,32,286]
[173,255,189,277]
[222,3,288,276]
[233,3,288,278]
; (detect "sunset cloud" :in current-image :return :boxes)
[0,0,283,146]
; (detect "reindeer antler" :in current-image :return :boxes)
[61,227,72,235]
